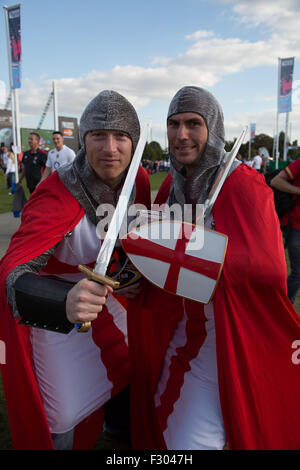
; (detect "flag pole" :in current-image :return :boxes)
[3,4,21,183]
[275,57,281,169]
[283,112,289,161]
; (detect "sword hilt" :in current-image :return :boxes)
[75,265,120,333]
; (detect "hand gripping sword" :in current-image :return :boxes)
[76,123,150,332]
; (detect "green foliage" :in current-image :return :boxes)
[225,131,299,161]
[142,141,164,161]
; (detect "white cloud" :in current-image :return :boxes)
[16,0,300,143]
[185,30,214,40]
[225,103,300,143]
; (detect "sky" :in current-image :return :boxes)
[0,0,300,150]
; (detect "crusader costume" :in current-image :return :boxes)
[128,87,300,450]
[0,90,150,450]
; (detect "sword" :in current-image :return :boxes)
[76,122,150,332]
[203,126,247,219]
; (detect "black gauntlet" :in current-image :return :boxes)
[14,273,74,334]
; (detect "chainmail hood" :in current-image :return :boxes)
[167,86,226,208]
[79,89,140,153]
[58,90,139,224]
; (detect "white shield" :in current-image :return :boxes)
[121,220,228,304]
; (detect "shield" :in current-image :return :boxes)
[121,220,228,304]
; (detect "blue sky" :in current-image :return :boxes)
[0,0,300,149]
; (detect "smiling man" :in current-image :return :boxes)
[0,90,150,450]
[128,86,300,451]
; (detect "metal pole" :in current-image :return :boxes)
[53,81,58,130]
[283,112,289,161]
[275,58,281,169]
[248,125,251,161]
[3,5,20,183]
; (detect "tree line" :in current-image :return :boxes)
[142,132,300,162]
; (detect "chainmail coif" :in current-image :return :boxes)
[167,86,226,209]
[58,90,140,225]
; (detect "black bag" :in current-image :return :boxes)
[264,169,296,219]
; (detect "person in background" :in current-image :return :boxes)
[271,160,300,303]
[19,132,47,194]
[40,131,76,183]
[252,153,262,172]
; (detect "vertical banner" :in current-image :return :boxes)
[250,123,256,144]
[58,116,80,153]
[279,57,294,114]
[6,4,21,89]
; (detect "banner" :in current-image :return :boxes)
[7,4,21,88]
[58,116,79,153]
[21,128,54,152]
[279,57,294,114]
[250,123,256,144]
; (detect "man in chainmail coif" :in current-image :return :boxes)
[0,90,150,450]
[128,86,300,451]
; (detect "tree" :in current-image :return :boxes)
[142,141,164,161]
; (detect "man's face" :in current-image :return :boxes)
[52,133,64,150]
[85,130,132,188]
[167,112,208,176]
[28,134,39,150]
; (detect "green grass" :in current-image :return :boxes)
[0,170,167,215]
[0,172,30,214]
[149,171,169,191]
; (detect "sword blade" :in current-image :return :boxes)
[204,126,247,218]
[94,122,150,276]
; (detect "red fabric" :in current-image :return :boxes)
[129,163,300,450]
[0,172,85,449]
[0,165,150,450]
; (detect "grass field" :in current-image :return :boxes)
[0,168,299,450]
[0,172,30,214]
[148,170,169,191]
[0,170,168,214]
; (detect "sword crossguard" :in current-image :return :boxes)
[75,265,120,333]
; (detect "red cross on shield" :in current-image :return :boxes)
[121,220,228,304]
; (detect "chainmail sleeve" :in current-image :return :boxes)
[5,243,60,318]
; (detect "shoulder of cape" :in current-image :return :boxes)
[135,166,151,208]
[220,162,271,199]
[153,164,271,207]
[0,172,85,275]
[23,171,83,219]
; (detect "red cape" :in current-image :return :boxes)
[0,166,150,450]
[128,164,300,450]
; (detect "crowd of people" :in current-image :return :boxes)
[0,130,76,197]
[142,159,170,174]
[0,86,299,451]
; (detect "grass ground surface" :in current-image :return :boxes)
[0,170,167,214]
[0,169,299,450]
